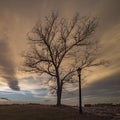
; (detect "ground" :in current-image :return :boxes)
[83,106,120,120]
[0,104,111,120]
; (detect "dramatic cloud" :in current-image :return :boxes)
[0,0,119,104]
[0,38,20,90]
[83,72,120,96]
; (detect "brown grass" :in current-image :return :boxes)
[0,104,109,120]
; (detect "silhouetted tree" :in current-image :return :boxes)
[22,12,99,106]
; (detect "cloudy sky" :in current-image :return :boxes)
[0,0,120,105]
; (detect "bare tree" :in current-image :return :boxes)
[22,12,98,106]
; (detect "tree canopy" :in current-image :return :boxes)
[22,12,104,106]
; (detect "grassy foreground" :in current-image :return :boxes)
[0,104,108,120]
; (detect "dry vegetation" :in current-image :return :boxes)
[0,104,110,120]
[84,106,120,120]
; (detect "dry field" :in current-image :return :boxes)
[0,104,111,120]
[83,106,120,120]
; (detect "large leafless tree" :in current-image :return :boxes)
[22,12,101,106]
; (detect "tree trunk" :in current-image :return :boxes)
[77,68,82,114]
[56,85,62,106]
[57,88,61,107]
[56,68,62,107]
[57,81,63,106]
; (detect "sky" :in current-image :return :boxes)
[0,0,120,105]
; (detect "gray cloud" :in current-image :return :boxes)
[82,72,120,97]
[60,72,120,105]
[0,38,20,90]
[33,88,48,97]
[100,0,120,26]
